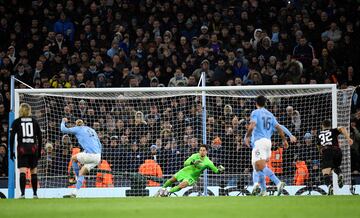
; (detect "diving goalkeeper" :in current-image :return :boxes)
[156,144,225,196]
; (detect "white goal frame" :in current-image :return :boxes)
[10,84,351,198]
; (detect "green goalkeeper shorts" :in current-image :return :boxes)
[174,171,196,186]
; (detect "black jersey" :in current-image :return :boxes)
[10,116,42,157]
[318,128,340,147]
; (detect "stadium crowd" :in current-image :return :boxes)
[0,0,360,187]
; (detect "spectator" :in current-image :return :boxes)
[246,69,262,85]
[257,37,274,61]
[294,159,309,186]
[192,59,215,83]
[14,64,31,83]
[168,68,188,87]
[286,106,302,134]
[49,71,71,88]
[126,141,145,172]
[319,48,337,75]
[7,46,17,65]
[0,104,8,123]
[322,22,342,43]
[54,12,75,42]
[233,59,249,83]
[96,159,114,188]
[50,33,69,54]
[307,58,325,83]
[209,136,225,166]
[250,29,262,50]
[187,75,197,86]
[303,132,321,185]
[0,143,7,177]
[107,40,120,58]
[292,36,315,68]
[181,18,197,41]
[138,150,163,186]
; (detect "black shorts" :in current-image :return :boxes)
[17,154,38,169]
[321,146,342,170]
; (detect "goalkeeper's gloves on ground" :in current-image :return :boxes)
[218,165,225,173]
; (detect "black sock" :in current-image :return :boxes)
[20,173,26,196]
[31,174,38,196]
[324,174,332,186]
[334,168,342,175]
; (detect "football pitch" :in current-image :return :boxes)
[1,196,360,218]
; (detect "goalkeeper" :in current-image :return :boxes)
[156,144,225,196]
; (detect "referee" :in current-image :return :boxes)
[10,103,42,199]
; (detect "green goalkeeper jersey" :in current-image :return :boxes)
[179,153,220,181]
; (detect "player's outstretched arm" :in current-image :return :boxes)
[60,118,78,134]
[276,124,289,148]
[280,125,297,143]
[338,126,353,145]
[207,159,224,174]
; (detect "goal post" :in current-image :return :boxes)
[9,84,355,198]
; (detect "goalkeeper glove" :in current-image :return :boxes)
[218,165,225,173]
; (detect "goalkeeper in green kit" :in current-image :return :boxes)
[155,144,225,197]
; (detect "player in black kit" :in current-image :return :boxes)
[10,103,42,199]
[318,119,353,195]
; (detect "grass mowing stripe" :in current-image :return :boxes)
[1,196,359,218]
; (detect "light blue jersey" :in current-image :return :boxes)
[250,125,293,149]
[250,108,279,148]
[60,121,102,154]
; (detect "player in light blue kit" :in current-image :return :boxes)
[245,96,289,196]
[250,125,297,195]
[61,118,102,198]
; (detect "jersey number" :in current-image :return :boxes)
[262,117,271,130]
[319,132,332,145]
[21,122,34,137]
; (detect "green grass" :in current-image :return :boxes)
[1,196,360,218]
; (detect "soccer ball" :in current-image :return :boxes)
[159,188,169,197]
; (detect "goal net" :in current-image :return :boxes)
[13,85,354,197]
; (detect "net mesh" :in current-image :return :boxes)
[16,86,354,194]
[337,88,354,185]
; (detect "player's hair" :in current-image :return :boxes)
[255,95,267,107]
[19,103,32,117]
[75,119,84,126]
[199,144,208,150]
[322,119,332,129]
